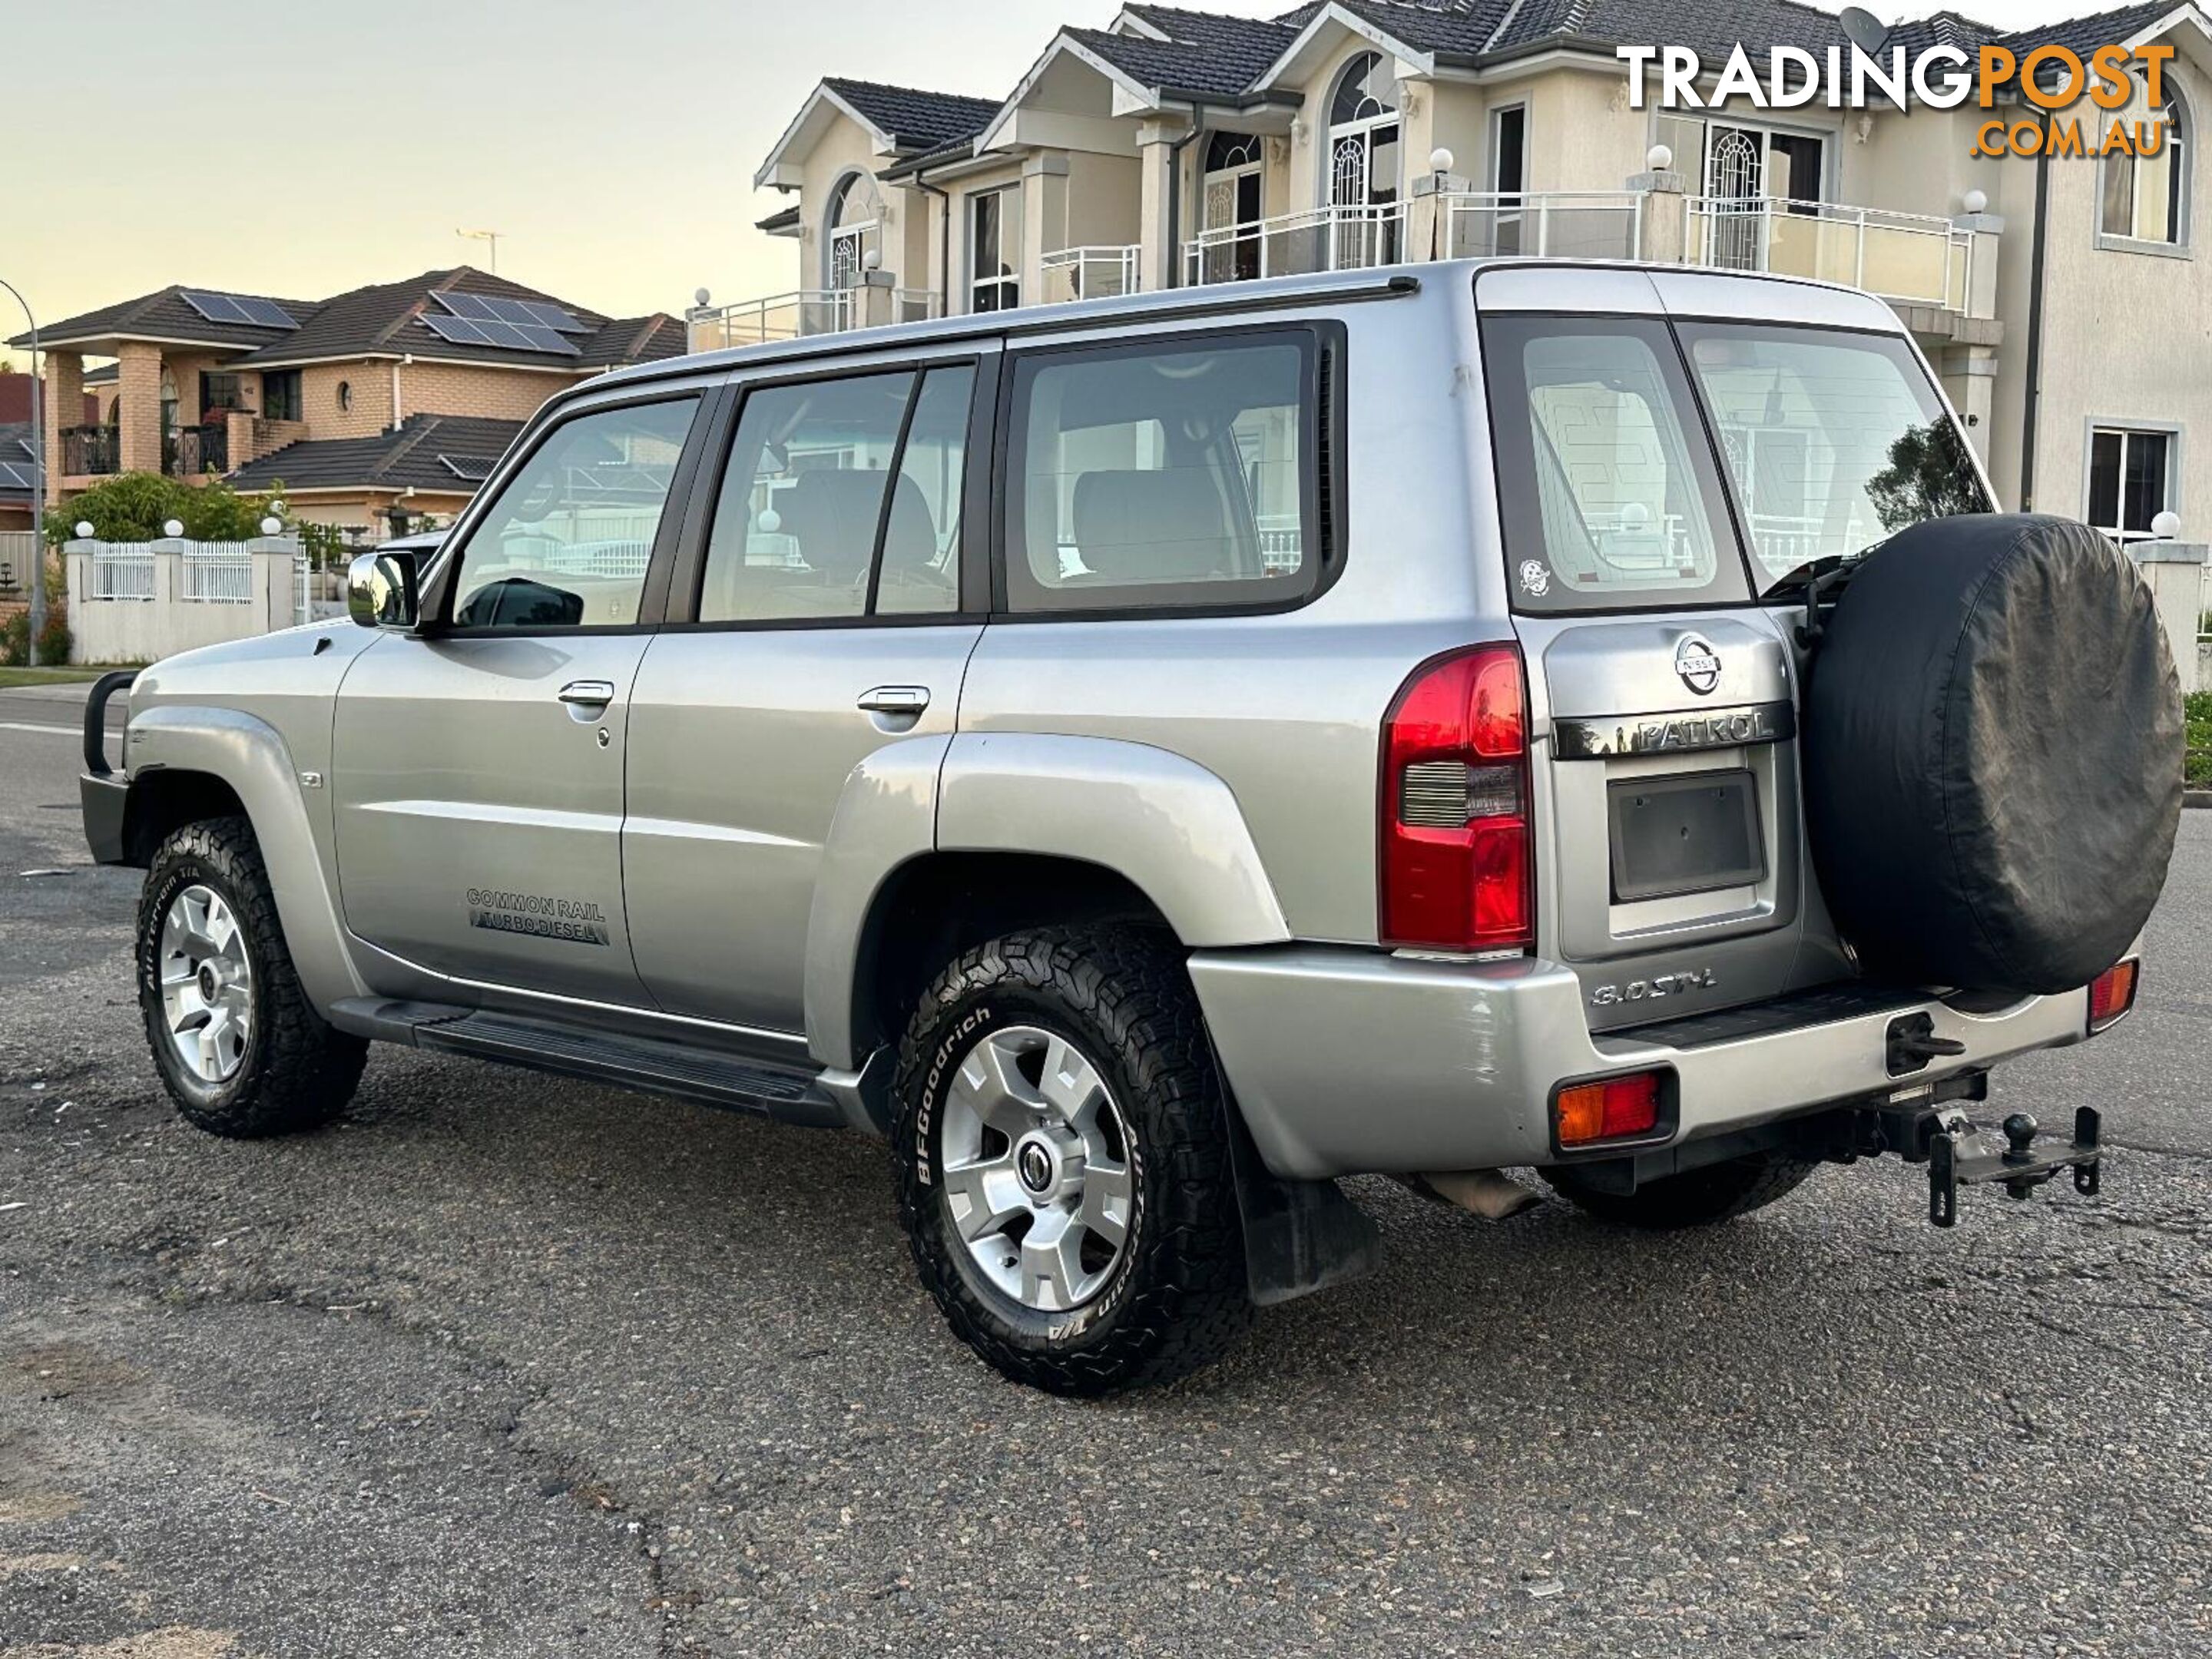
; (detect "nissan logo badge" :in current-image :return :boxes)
[1674,634,1721,695]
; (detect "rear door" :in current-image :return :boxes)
[621,346,994,1032]
[1474,266,1992,1028]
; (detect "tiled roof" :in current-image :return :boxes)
[15,269,680,378]
[1995,0,2178,53]
[1118,5,1303,73]
[226,412,523,495]
[18,285,319,352]
[823,79,1002,150]
[1068,26,1273,97]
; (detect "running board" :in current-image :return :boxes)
[326,998,846,1128]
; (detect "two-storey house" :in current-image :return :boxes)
[12,269,686,537]
[709,0,2212,544]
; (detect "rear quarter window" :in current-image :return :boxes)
[1000,330,1326,614]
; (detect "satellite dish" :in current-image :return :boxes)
[1839,6,1890,55]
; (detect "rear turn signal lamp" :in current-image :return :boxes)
[1379,644,1533,953]
[1555,1072,1664,1147]
[2088,959,2140,1032]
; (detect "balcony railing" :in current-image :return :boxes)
[61,425,119,477]
[1685,196,1974,313]
[1041,246,1141,304]
[165,422,230,479]
[1184,202,1406,286]
[1442,191,1644,261]
[687,287,940,352]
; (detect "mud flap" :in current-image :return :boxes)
[1220,1087,1383,1306]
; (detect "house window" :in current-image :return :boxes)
[1486,104,1528,255]
[2101,94,2190,245]
[198,372,246,417]
[1323,50,1401,266]
[2086,426,2174,541]
[1197,131,1265,283]
[262,370,302,422]
[969,188,1021,313]
[824,168,885,293]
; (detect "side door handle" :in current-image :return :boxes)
[857,685,930,716]
[558,679,617,709]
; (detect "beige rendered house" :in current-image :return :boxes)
[13,269,686,537]
[710,0,2212,545]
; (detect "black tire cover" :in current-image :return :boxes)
[1803,514,2183,994]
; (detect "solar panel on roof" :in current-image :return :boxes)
[180,289,296,329]
[436,292,588,334]
[437,454,497,482]
[419,310,580,356]
[0,462,31,490]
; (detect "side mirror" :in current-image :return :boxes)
[347,550,419,629]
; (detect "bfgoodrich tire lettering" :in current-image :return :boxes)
[892,926,1252,1395]
[137,816,368,1137]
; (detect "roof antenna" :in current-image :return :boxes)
[455,227,503,273]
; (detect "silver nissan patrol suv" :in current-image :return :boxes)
[81,260,2183,1394]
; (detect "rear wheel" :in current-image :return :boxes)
[1543,1151,1819,1229]
[137,816,368,1137]
[892,926,1252,1395]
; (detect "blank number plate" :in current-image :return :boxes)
[1608,770,1764,903]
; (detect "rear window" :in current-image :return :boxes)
[1002,332,1320,613]
[1481,315,1750,613]
[1677,323,1990,590]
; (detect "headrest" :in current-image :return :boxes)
[878,475,942,572]
[779,469,886,580]
[1071,468,1233,584]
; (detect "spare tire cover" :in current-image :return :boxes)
[1803,514,2182,994]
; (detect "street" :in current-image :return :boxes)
[2,697,2207,1658]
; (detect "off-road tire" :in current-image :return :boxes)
[1543,1151,1820,1229]
[892,926,1252,1395]
[137,816,368,1137]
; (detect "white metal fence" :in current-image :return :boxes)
[1041,246,1142,304]
[687,288,940,352]
[1685,196,1974,312]
[90,542,157,601]
[1443,191,1645,260]
[180,541,254,604]
[1185,202,1406,285]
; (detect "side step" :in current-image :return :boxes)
[327,998,846,1128]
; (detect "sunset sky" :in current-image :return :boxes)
[5,0,2111,365]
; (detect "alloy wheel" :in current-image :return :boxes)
[158,883,254,1084]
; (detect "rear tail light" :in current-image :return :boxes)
[1379,644,1534,953]
[1555,1071,1664,1147]
[2088,959,2139,1031]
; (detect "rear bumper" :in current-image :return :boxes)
[1187,945,2092,1181]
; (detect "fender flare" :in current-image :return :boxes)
[803,730,1290,1071]
[122,705,367,1012]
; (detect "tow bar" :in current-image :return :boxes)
[1926,1107,2101,1228]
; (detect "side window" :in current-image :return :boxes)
[452,398,697,630]
[1005,334,1317,613]
[697,366,971,623]
[1481,316,1747,612]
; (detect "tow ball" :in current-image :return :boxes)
[1927,1107,2102,1228]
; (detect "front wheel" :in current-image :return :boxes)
[892,926,1252,1395]
[1543,1149,1820,1229]
[137,816,368,1137]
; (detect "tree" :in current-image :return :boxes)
[45,472,283,545]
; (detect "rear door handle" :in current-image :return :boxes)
[857,686,930,716]
[558,679,617,708]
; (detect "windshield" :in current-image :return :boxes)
[1677,323,1990,593]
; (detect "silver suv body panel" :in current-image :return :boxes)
[98,259,2100,1181]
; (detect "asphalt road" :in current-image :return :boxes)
[2,703,2208,1658]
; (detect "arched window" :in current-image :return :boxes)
[2102,88,2190,246]
[1322,50,1402,265]
[822,168,885,290]
[1199,131,1267,282]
